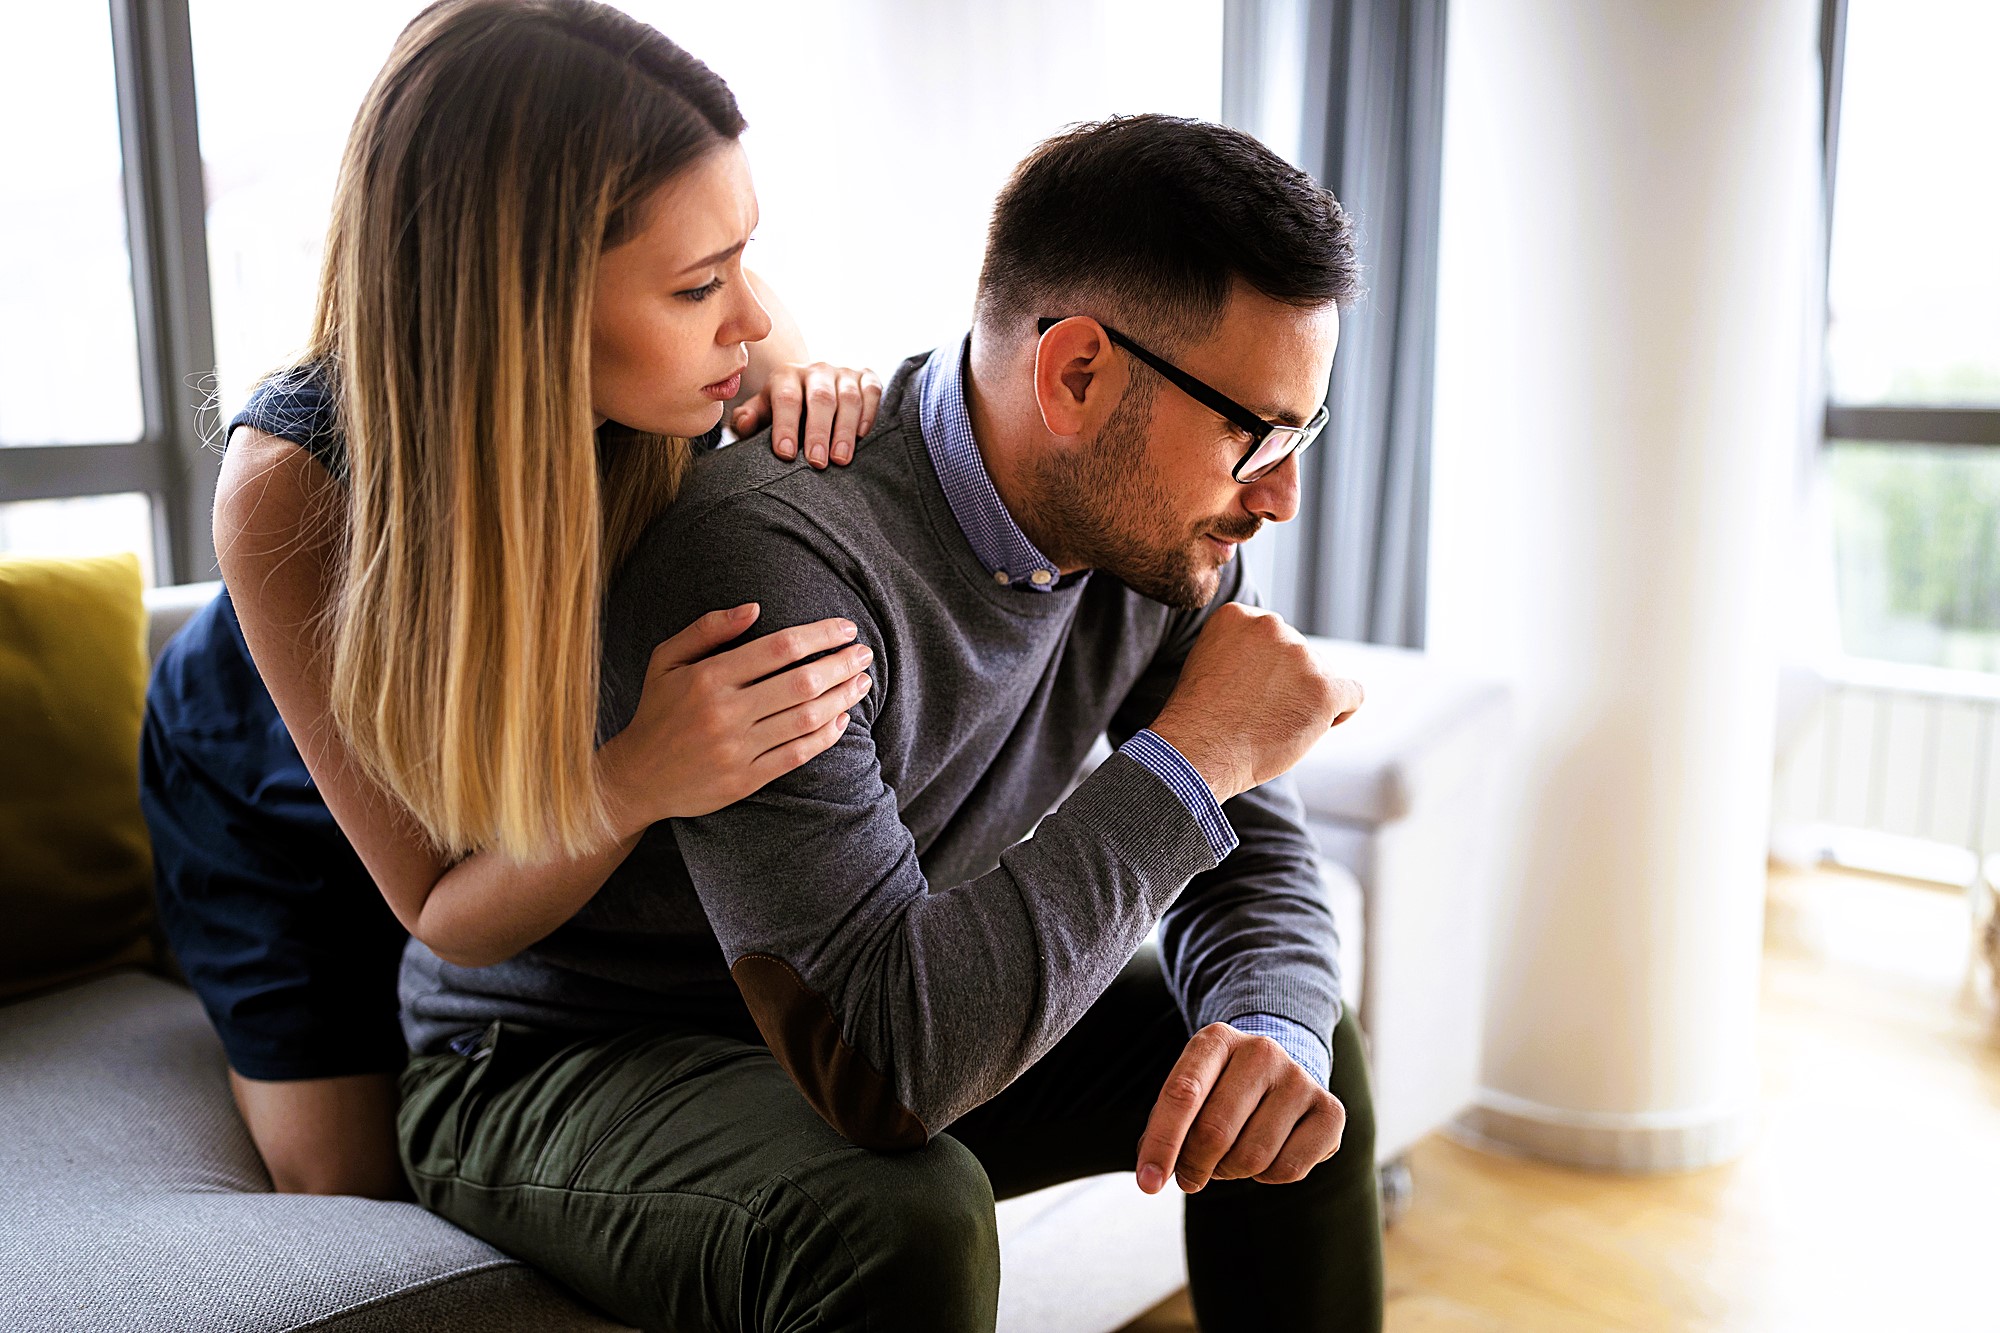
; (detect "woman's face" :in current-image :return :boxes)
[590,141,772,436]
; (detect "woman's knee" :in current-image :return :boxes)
[230,1069,411,1200]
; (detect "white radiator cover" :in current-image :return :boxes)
[1772,658,2000,888]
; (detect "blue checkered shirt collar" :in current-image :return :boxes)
[917,336,1073,593]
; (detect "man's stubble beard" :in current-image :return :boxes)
[1019,376,1220,612]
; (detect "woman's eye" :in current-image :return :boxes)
[678,277,725,303]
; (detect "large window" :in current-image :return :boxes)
[1,1,1221,587]
[1823,0,2000,674]
[188,0,1220,408]
[0,4,155,577]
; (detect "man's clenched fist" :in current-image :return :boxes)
[1149,603,1361,804]
[1134,1022,1347,1195]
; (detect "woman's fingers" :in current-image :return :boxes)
[749,711,852,783]
[734,396,772,441]
[831,370,864,466]
[749,668,872,749]
[858,368,883,439]
[800,364,840,469]
[741,641,873,720]
[753,363,880,467]
[767,375,804,459]
[650,603,759,671]
[708,616,861,687]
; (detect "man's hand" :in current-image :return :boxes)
[1146,603,1362,804]
[1135,1022,1346,1194]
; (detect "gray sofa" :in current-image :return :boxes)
[1,581,1509,1331]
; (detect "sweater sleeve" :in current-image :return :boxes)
[1106,557,1345,1076]
[602,496,1224,1149]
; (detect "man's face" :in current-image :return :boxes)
[1025,288,1341,609]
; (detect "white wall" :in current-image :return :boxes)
[1425,0,1822,1168]
[651,0,1224,379]
[189,0,1224,417]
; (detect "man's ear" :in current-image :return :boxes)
[1031,317,1126,439]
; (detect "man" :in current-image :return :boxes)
[400,114,1377,1331]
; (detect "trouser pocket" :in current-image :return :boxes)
[398,1021,567,1189]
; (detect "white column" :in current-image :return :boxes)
[1424,0,1821,1170]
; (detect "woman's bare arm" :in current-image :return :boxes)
[215,429,871,969]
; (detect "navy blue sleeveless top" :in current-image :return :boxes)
[137,362,723,1081]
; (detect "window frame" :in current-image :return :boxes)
[14,2,1987,583]
[0,0,218,585]
[1819,0,2000,452]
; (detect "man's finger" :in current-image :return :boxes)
[1210,1087,1301,1182]
[1171,1065,1273,1194]
[1252,1102,1347,1186]
[1134,1028,1232,1194]
[1172,1034,1296,1192]
[1328,677,1364,727]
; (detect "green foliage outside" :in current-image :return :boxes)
[1829,365,2000,674]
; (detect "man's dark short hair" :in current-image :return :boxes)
[974,114,1361,350]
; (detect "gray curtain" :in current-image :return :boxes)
[1224,0,1448,647]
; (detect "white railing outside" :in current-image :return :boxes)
[1771,659,2000,973]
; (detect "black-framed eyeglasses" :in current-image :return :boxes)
[1036,316,1330,483]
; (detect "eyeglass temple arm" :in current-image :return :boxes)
[1033,316,1274,439]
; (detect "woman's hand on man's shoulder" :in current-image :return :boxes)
[730,361,882,470]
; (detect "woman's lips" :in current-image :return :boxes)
[701,370,743,400]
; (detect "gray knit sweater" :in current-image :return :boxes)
[400,352,1341,1148]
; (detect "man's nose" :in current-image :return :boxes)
[1242,448,1302,525]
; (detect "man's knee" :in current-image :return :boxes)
[758,1132,1000,1331]
[874,1134,999,1269]
[1325,1012,1377,1183]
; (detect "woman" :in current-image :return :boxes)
[140,0,881,1200]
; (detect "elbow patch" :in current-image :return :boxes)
[730,952,930,1152]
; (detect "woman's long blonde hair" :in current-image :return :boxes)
[299,0,745,862]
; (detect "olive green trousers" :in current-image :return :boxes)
[399,944,1383,1332]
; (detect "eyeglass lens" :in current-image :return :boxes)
[1236,431,1299,482]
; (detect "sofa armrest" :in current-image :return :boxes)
[143,580,222,665]
[1289,638,1514,828]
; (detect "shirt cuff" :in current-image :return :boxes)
[1228,1012,1332,1088]
[1119,729,1238,862]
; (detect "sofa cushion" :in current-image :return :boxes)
[0,554,156,1001]
[0,971,627,1332]
[143,580,223,665]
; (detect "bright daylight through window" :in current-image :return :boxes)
[0,4,153,579]
[0,0,1221,586]
[1823,0,2000,675]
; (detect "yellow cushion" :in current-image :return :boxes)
[0,553,154,1000]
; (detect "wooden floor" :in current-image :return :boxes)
[1120,866,2000,1332]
